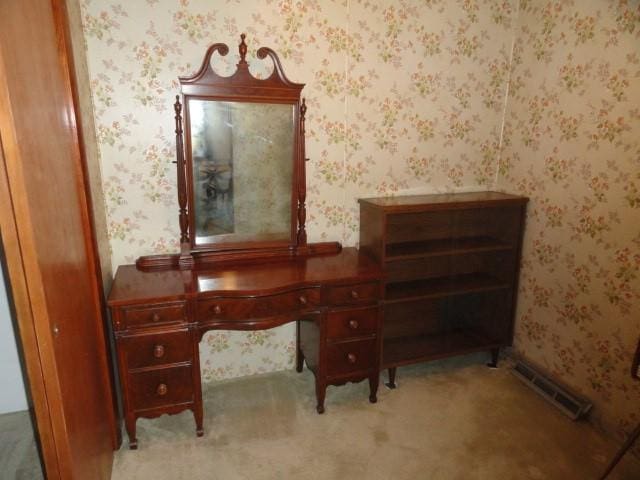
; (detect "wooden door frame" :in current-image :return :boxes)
[0,135,61,479]
[0,0,119,477]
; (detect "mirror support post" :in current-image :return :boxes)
[296,99,307,247]
[175,95,194,269]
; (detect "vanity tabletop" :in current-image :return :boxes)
[108,247,383,307]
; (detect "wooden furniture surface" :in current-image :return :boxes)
[108,247,383,448]
[0,0,118,478]
[359,191,528,387]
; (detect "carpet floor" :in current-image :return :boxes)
[0,410,44,480]
[110,354,640,480]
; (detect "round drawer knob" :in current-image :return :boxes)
[156,383,168,396]
[151,313,161,322]
[347,353,357,364]
[153,344,165,358]
[350,290,359,299]
[348,319,359,330]
[213,305,222,315]
[299,295,307,305]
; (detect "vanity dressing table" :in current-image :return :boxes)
[107,36,383,449]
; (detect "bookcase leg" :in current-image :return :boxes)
[487,348,500,368]
[385,367,397,389]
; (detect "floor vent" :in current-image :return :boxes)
[512,361,592,420]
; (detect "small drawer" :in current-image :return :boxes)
[129,365,194,412]
[196,287,321,321]
[326,338,377,377]
[123,329,192,370]
[121,302,187,330]
[326,282,379,306]
[326,306,378,341]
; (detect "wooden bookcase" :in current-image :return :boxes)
[358,191,528,387]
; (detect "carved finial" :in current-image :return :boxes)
[174,95,181,114]
[239,33,248,64]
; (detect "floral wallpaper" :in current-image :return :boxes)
[79,0,639,446]
[80,0,516,382]
[498,0,640,445]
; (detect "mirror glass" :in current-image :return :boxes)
[188,99,295,245]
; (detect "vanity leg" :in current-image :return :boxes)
[487,347,500,368]
[385,367,397,389]
[125,414,137,450]
[193,405,204,437]
[368,374,379,403]
[295,320,304,373]
[315,379,326,414]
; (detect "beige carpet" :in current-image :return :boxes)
[0,410,44,480]
[111,354,640,480]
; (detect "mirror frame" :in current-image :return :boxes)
[136,35,340,270]
[180,34,305,267]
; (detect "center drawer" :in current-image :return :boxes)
[123,329,192,370]
[196,287,321,321]
[129,364,194,412]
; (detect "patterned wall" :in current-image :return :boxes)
[498,0,640,443]
[79,0,639,444]
[79,0,516,381]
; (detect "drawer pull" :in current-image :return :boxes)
[156,383,168,396]
[347,353,357,364]
[212,305,222,315]
[348,319,359,330]
[151,313,161,322]
[299,295,307,305]
[153,345,165,358]
[350,290,359,299]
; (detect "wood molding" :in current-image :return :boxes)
[0,125,61,480]
[0,0,117,477]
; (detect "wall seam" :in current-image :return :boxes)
[341,0,350,245]
[493,0,521,191]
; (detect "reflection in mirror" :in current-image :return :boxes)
[189,100,295,245]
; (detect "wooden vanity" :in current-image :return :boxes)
[107,36,383,449]
[109,248,382,449]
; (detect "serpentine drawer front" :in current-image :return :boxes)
[108,248,383,448]
[195,287,322,322]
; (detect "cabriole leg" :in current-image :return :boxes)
[368,374,379,403]
[194,406,204,437]
[125,414,137,450]
[315,378,326,414]
[295,320,304,373]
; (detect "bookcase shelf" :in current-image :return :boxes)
[385,273,509,303]
[383,329,502,369]
[385,236,512,261]
[359,191,528,387]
